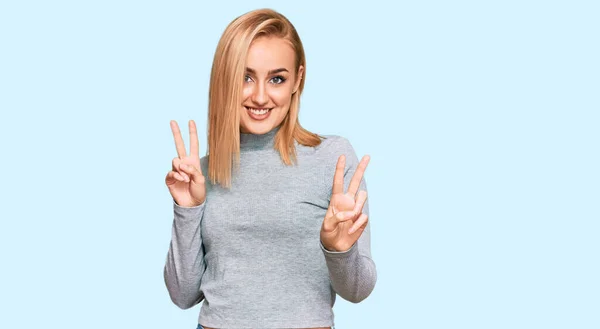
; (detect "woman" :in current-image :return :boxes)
[163,8,376,329]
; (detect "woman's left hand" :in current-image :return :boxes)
[320,154,370,252]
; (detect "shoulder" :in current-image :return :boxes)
[314,134,358,160]
[315,134,354,153]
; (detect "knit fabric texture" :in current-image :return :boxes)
[164,125,377,328]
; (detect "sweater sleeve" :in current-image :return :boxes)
[163,199,207,309]
[320,137,377,303]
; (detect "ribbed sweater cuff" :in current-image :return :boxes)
[173,200,206,222]
[319,240,358,258]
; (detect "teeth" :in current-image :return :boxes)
[248,108,269,115]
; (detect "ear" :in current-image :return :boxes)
[292,65,304,94]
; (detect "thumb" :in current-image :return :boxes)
[179,163,205,184]
[323,210,354,232]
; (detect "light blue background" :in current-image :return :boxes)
[0,1,598,328]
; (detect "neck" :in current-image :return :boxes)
[240,125,281,151]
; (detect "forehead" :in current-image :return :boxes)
[246,36,295,71]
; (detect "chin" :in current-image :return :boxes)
[242,125,272,134]
[241,114,280,135]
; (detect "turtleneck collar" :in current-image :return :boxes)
[240,125,281,152]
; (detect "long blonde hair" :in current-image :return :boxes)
[206,8,323,189]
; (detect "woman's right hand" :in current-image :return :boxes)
[165,120,206,207]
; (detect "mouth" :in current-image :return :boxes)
[245,106,273,120]
[245,106,273,114]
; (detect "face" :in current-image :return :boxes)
[240,36,304,134]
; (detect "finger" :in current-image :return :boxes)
[170,120,187,158]
[174,172,186,182]
[166,171,186,185]
[347,155,370,197]
[172,171,188,182]
[172,157,190,182]
[179,163,205,184]
[325,203,335,220]
[323,210,354,232]
[189,120,199,157]
[352,190,368,214]
[332,155,345,195]
[348,213,368,235]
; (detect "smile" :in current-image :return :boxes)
[245,106,272,113]
[245,106,273,120]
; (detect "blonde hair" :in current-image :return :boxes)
[206,8,323,189]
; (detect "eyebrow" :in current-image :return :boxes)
[246,67,289,75]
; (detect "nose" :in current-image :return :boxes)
[251,82,268,105]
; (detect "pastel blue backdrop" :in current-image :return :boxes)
[0,1,598,328]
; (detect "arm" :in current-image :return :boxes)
[320,137,377,303]
[163,200,207,309]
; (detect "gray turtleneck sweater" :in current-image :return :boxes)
[163,126,376,329]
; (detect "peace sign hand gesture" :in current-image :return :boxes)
[165,120,206,208]
[320,154,371,252]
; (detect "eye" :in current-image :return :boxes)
[244,74,253,83]
[269,76,286,84]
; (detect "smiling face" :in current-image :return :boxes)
[240,36,304,134]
